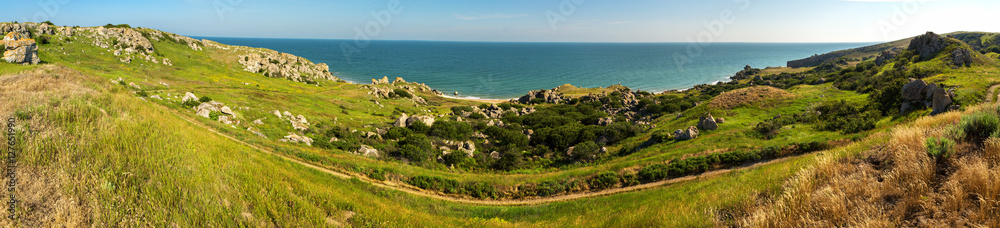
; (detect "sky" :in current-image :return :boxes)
[2,0,997,43]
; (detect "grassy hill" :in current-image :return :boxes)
[2,22,1000,226]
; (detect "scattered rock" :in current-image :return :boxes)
[697,113,719,131]
[673,126,699,141]
[598,117,614,126]
[220,106,234,115]
[128,82,142,90]
[393,113,409,128]
[218,115,234,125]
[406,115,435,127]
[358,145,380,158]
[282,133,313,146]
[196,109,210,118]
[518,89,566,104]
[150,95,162,100]
[489,151,501,160]
[252,118,264,125]
[715,117,725,124]
[393,77,406,84]
[182,92,198,103]
[901,79,927,101]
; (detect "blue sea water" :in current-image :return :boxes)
[194,37,871,99]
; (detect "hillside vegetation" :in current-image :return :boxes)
[3,21,1000,226]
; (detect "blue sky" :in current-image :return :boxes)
[2,0,996,42]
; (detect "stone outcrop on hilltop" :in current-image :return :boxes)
[729,65,761,80]
[900,78,956,115]
[673,126,699,141]
[0,23,31,38]
[874,50,898,66]
[237,49,339,83]
[952,48,973,67]
[2,32,39,64]
[518,88,567,104]
[908,32,948,60]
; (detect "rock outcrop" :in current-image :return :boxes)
[697,113,719,131]
[518,88,566,104]
[874,50,897,66]
[908,32,947,60]
[900,78,955,115]
[237,49,340,84]
[357,145,380,158]
[952,48,973,67]
[2,32,39,64]
[281,133,313,146]
[406,115,435,127]
[372,76,390,85]
[182,92,198,103]
[673,126,699,141]
[730,65,761,80]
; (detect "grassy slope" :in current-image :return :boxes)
[4,25,999,226]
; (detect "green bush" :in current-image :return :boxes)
[534,180,565,196]
[958,111,1000,142]
[464,182,498,199]
[366,168,388,181]
[208,111,221,120]
[638,164,670,181]
[182,100,200,108]
[384,127,412,140]
[391,89,412,98]
[588,172,620,190]
[198,96,212,103]
[136,90,148,97]
[925,136,955,159]
[450,106,474,114]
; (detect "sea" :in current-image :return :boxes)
[193,37,872,99]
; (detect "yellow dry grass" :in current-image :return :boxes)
[737,104,1000,227]
[707,86,795,109]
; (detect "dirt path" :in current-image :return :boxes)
[987,84,1000,103]
[167,107,807,206]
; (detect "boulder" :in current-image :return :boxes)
[908,32,947,60]
[197,102,219,112]
[393,77,407,84]
[291,115,309,131]
[489,151,501,160]
[459,141,475,157]
[874,50,897,66]
[406,115,435,127]
[598,117,614,126]
[220,106,234,115]
[252,119,264,125]
[715,118,725,124]
[182,92,198,103]
[196,109,211,118]
[218,115,233,125]
[282,133,313,146]
[901,79,927,101]
[358,145,380,158]
[2,32,39,64]
[518,89,566,104]
[953,48,973,67]
[271,110,282,118]
[393,113,409,128]
[673,126,699,141]
[930,87,953,115]
[697,113,719,131]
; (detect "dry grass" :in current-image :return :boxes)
[736,104,1000,227]
[708,86,795,109]
[0,65,98,227]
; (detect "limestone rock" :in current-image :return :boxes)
[393,113,409,128]
[673,126,699,141]
[182,92,198,103]
[2,32,39,64]
[393,77,407,84]
[253,118,264,125]
[598,117,614,126]
[518,89,566,104]
[697,113,719,131]
[406,115,435,127]
[220,106,234,115]
[490,151,501,160]
[715,118,725,124]
[218,115,233,125]
[358,145,380,158]
[196,109,211,118]
[282,133,313,146]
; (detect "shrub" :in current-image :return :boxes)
[384,127,412,140]
[571,141,601,162]
[588,172,620,190]
[535,180,565,196]
[464,182,498,199]
[958,111,1000,142]
[925,136,955,159]
[366,168,387,181]
[182,100,200,108]
[429,121,473,140]
[198,96,212,103]
[450,106,474,114]
[36,35,50,45]
[392,89,412,98]
[136,90,148,97]
[638,164,669,181]
[208,111,221,120]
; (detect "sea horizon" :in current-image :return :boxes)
[195,36,875,99]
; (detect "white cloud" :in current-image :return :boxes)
[453,13,528,20]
